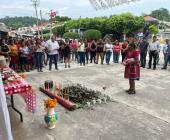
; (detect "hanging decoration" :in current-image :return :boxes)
[89,0,141,10]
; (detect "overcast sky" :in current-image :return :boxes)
[0,0,169,19]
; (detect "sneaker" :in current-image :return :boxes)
[68,65,71,68]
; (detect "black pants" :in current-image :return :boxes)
[140,52,147,67]
[49,54,58,70]
[90,52,96,63]
[121,52,126,62]
[148,51,158,69]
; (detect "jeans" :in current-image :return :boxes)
[113,53,119,63]
[148,50,158,68]
[163,55,170,68]
[49,54,58,70]
[96,52,104,64]
[140,52,147,67]
[79,52,85,65]
[35,52,43,70]
[105,51,112,64]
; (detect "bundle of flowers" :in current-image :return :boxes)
[44,99,57,110]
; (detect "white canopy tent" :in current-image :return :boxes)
[0,75,13,140]
[89,0,140,10]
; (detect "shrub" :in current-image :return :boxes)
[63,32,79,39]
[83,29,102,40]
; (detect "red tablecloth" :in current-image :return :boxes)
[1,68,36,113]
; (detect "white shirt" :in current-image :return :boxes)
[47,40,60,55]
[78,43,85,52]
[0,75,13,140]
[105,43,112,52]
[149,41,160,51]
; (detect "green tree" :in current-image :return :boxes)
[149,25,158,35]
[150,8,170,21]
[52,26,65,37]
[83,29,102,40]
[0,16,47,29]
[63,32,79,39]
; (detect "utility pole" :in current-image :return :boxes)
[50,9,53,38]
[40,10,43,38]
[31,0,40,38]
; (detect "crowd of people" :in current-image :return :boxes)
[0,36,122,72]
[0,35,170,73]
[0,35,170,94]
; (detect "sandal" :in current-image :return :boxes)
[128,90,136,94]
[125,89,131,93]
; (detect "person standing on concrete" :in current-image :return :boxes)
[124,43,140,94]
[96,39,104,64]
[78,40,85,66]
[84,40,90,64]
[90,40,97,63]
[121,40,128,63]
[47,36,60,71]
[148,36,160,70]
[62,39,71,68]
[70,39,78,61]
[112,40,121,63]
[104,40,112,65]
[162,39,170,70]
[138,38,149,68]
[162,39,170,65]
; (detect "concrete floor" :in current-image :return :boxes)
[10,61,170,140]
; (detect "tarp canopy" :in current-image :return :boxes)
[144,16,158,22]
[0,23,9,32]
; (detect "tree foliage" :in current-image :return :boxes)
[83,29,102,40]
[52,26,66,37]
[63,32,79,39]
[65,13,145,39]
[149,25,158,35]
[0,16,47,30]
[150,8,170,21]
[54,16,71,22]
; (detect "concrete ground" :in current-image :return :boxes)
[9,58,170,140]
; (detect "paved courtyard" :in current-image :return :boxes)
[9,59,170,140]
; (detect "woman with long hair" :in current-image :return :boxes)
[123,42,140,94]
[35,39,45,72]
[63,39,71,68]
[9,40,19,71]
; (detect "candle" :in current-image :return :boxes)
[58,83,60,96]
[54,81,57,95]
